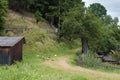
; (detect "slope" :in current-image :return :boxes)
[5,10,51,29]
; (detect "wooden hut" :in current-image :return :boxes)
[0,37,25,65]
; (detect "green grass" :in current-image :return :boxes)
[0,43,93,80]
[0,28,95,80]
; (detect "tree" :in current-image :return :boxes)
[103,15,119,26]
[97,25,120,52]
[45,1,59,27]
[59,0,84,24]
[103,15,113,26]
[88,3,120,53]
[88,3,107,19]
[8,0,35,11]
[34,10,43,23]
[8,0,84,28]
[94,14,120,53]
[60,0,84,16]
[0,0,8,35]
[60,4,103,54]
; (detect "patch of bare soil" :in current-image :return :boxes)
[43,56,120,80]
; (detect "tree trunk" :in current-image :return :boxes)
[36,19,39,23]
[81,37,88,54]
[50,17,54,29]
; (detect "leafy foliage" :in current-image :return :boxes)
[96,16,120,52]
[111,50,120,61]
[60,3,103,54]
[0,0,8,35]
[87,3,120,53]
[89,3,107,18]
[34,10,43,23]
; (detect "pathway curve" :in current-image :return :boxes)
[43,56,120,80]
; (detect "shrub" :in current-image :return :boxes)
[111,50,120,61]
[79,53,102,67]
[22,29,56,56]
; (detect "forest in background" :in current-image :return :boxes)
[0,0,120,60]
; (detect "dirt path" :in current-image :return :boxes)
[43,56,120,80]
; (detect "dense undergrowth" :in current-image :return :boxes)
[72,51,120,73]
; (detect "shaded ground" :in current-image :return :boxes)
[43,56,120,80]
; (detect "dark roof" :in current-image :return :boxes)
[0,37,24,47]
[102,55,117,62]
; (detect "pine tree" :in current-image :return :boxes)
[0,0,8,35]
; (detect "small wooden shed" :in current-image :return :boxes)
[0,37,25,65]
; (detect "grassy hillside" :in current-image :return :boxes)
[5,10,54,36]
[0,10,120,80]
[5,10,51,29]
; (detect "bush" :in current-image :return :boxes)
[79,53,102,67]
[111,50,120,61]
[22,29,56,58]
[75,51,120,72]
